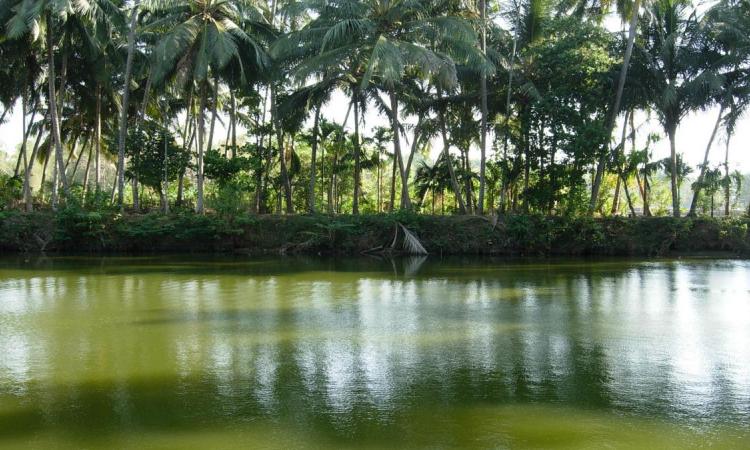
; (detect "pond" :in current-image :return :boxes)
[1,256,749,449]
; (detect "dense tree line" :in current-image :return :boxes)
[0,0,748,218]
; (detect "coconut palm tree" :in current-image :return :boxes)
[632,0,723,217]
[4,0,122,208]
[282,0,487,212]
[143,0,270,213]
[589,0,645,211]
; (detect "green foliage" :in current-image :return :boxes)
[125,121,190,193]
[0,174,23,210]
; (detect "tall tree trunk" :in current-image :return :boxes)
[308,104,321,213]
[20,91,31,209]
[129,69,153,211]
[82,144,93,200]
[377,146,383,212]
[405,117,423,179]
[477,0,488,215]
[436,89,466,214]
[64,137,78,170]
[40,147,51,201]
[389,150,397,212]
[116,0,141,209]
[611,175,621,215]
[95,84,102,191]
[688,106,724,216]
[46,14,70,201]
[462,148,474,213]
[610,110,631,215]
[177,172,184,206]
[23,117,46,212]
[724,134,731,216]
[206,76,219,154]
[641,173,651,217]
[15,97,37,177]
[230,89,237,158]
[71,141,87,180]
[621,172,637,217]
[137,69,153,128]
[352,92,361,214]
[589,0,642,212]
[163,124,170,214]
[278,131,294,214]
[196,83,207,214]
[499,9,520,214]
[271,88,293,214]
[668,124,680,217]
[388,89,411,210]
[51,151,58,210]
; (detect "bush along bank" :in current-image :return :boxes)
[0,209,749,256]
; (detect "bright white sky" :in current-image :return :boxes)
[2,5,748,175]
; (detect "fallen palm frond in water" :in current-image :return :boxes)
[363,222,428,256]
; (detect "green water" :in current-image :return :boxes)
[1,256,749,449]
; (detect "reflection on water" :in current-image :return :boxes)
[1,256,749,449]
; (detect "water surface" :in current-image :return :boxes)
[1,256,749,449]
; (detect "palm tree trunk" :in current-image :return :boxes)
[71,141,87,181]
[388,89,411,210]
[353,92,361,214]
[405,118,423,178]
[163,124,170,214]
[499,8,520,214]
[389,150,397,212]
[20,91,31,209]
[51,153,58,210]
[15,97,37,177]
[271,88,293,214]
[82,144,93,200]
[116,0,141,210]
[377,147,382,212]
[309,104,321,213]
[278,131,294,214]
[64,137,78,170]
[40,146,51,201]
[23,118,46,212]
[688,106,724,216]
[230,89,237,158]
[668,124,680,217]
[436,88,466,214]
[610,110,631,215]
[206,76,219,154]
[619,171,636,217]
[724,134,731,216]
[462,148,474,213]
[477,0,488,215]
[95,84,102,191]
[589,0,642,212]
[46,14,70,202]
[137,69,153,128]
[196,83,207,214]
[177,172,184,206]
